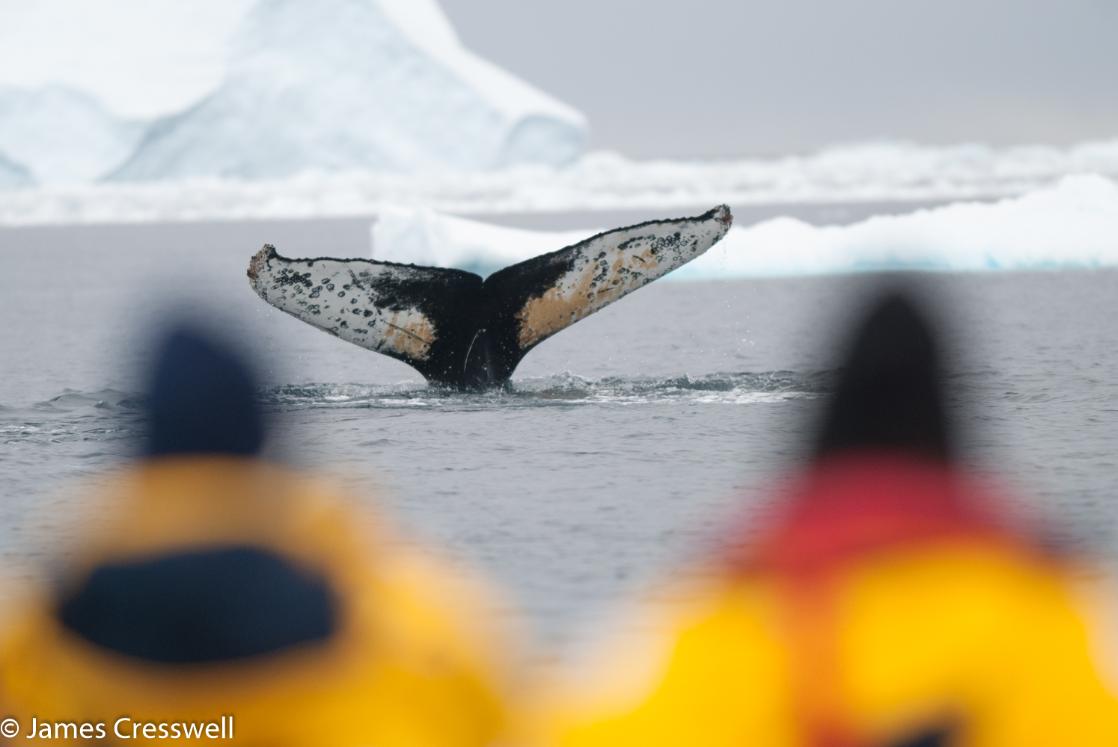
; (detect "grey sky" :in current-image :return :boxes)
[443,0,1118,158]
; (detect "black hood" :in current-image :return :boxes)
[814,289,954,464]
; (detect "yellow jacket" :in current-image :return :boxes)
[538,456,1118,747]
[0,457,514,747]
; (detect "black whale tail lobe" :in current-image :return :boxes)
[247,205,734,388]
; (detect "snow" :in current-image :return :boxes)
[109,0,587,181]
[0,86,142,184]
[368,176,1118,278]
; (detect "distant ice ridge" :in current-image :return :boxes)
[370,175,1118,277]
[0,86,142,184]
[4,139,1118,225]
[109,0,587,181]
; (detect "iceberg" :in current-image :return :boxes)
[110,0,588,181]
[0,151,32,188]
[369,176,1118,278]
[0,86,142,184]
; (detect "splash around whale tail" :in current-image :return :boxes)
[247,205,733,388]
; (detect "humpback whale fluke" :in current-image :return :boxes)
[247,205,733,389]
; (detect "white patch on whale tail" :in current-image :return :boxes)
[246,246,478,368]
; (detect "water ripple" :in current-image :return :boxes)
[0,371,832,447]
[261,370,833,411]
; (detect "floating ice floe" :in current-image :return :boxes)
[370,175,1118,278]
[109,0,587,181]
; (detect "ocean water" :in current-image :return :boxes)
[1,216,1116,652]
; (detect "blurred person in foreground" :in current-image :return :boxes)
[535,288,1118,747]
[0,324,514,746]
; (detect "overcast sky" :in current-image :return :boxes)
[2,0,1115,160]
[443,0,1118,157]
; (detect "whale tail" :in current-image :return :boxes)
[247,205,733,387]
